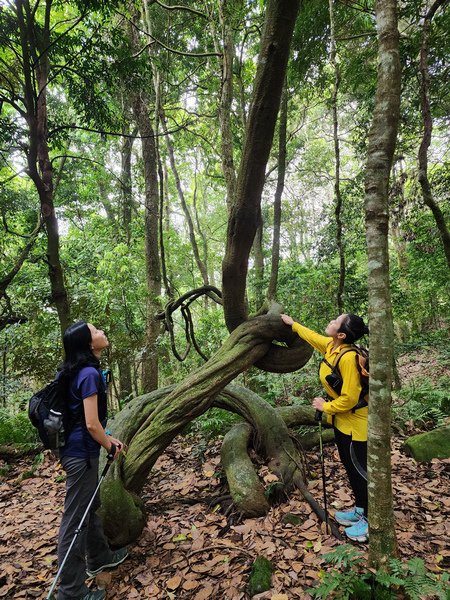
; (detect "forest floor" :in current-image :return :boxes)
[1,434,449,599]
[1,348,449,599]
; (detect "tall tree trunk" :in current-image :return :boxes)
[268,81,288,301]
[365,0,401,566]
[418,0,450,269]
[329,0,345,312]
[16,0,70,336]
[222,0,300,333]
[129,19,161,393]
[218,0,237,210]
[161,110,209,287]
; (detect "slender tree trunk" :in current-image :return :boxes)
[268,81,288,301]
[118,355,133,402]
[129,18,161,393]
[120,121,135,242]
[329,0,345,312]
[16,0,70,336]
[222,0,300,332]
[365,0,401,566]
[418,0,450,269]
[218,0,237,210]
[161,110,209,287]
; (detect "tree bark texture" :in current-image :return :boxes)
[268,80,288,301]
[129,18,161,393]
[417,0,450,269]
[364,0,401,565]
[252,222,265,309]
[222,0,300,332]
[15,0,71,336]
[100,376,334,545]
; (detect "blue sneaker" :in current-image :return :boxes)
[345,517,368,542]
[334,506,364,526]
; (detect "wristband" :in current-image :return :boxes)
[106,442,117,461]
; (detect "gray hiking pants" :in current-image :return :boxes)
[56,456,113,600]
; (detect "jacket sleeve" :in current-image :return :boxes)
[322,352,362,414]
[291,322,331,355]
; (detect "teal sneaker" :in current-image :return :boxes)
[86,547,128,578]
[345,517,368,542]
[334,506,365,526]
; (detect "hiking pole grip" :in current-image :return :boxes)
[315,410,323,422]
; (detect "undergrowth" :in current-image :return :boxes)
[0,408,39,447]
[309,544,449,599]
[392,376,450,430]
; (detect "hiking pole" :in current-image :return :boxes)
[46,460,112,600]
[315,409,330,534]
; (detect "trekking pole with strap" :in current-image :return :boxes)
[46,460,112,600]
[315,409,330,534]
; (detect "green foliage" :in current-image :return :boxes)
[191,408,241,440]
[0,409,39,447]
[309,545,449,600]
[392,376,450,429]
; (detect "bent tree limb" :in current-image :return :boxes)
[122,309,311,492]
[101,374,339,545]
[222,0,300,332]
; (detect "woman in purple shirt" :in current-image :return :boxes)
[56,321,127,600]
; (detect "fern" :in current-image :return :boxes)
[309,549,449,600]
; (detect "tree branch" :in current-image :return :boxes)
[152,0,208,19]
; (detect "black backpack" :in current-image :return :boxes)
[28,375,75,453]
[321,345,370,411]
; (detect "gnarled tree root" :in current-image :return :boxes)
[100,382,339,544]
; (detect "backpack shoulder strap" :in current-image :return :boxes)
[333,347,357,372]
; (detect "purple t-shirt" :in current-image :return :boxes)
[60,366,108,459]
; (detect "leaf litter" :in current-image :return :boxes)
[0,434,448,599]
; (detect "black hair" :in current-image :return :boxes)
[339,314,369,344]
[60,320,99,377]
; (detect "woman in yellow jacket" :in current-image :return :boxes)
[281,312,369,542]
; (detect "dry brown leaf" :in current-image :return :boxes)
[193,585,215,600]
[166,574,182,590]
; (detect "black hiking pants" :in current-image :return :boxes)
[56,456,113,600]
[334,427,368,516]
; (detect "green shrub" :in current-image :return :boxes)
[309,544,449,600]
[0,409,40,447]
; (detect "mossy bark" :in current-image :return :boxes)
[99,379,340,543]
[121,312,311,493]
[221,422,270,516]
[403,426,450,462]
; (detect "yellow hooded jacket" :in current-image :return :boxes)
[292,322,368,442]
